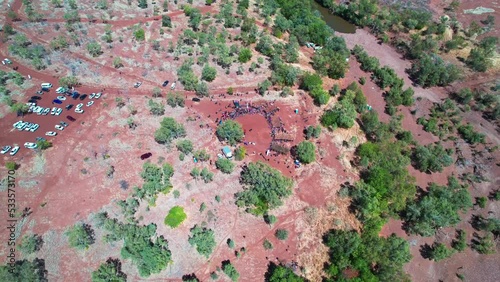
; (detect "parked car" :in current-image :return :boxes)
[29,124,39,132]
[65,104,74,110]
[36,90,43,95]
[31,96,42,100]
[1,146,11,154]
[75,108,84,114]
[140,152,152,160]
[55,108,62,116]
[134,82,142,88]
[89,93,96,99]
[76,103,83,108]
[87,101,94,107]
[23,123,33,131]
[72,93,80,100]
[60,121,68,127]
[28,99,38,104]
[41,108,50,115]
[35,137,46,142]
[10,146,19,156]
[170,82,176,90]
[66,115,76,122]
[51,107,57,115]
[55,87,66,94]
[55,125,64,131]
[94,92,102,99]
[52,99,63,104]
[79,94,87,100]
[24,142,38,149]
[162,80,169,87]
[3,58,12,64]
[192,97,201,102]
[56,96,66,100]
[46,131,57,136]
[41,83,53,88]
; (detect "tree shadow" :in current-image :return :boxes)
[419,243,433,259]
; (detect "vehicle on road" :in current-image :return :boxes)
[24,142,38,149]
[192,97,201,102]
[79,94,87,100]
[134,82,142,88]
[57,96,66,100]
[55,125,64,131]
[31,96,42,100]
[46,131,57,136]
[162,80,169,87]
[94,92,102,99]
[60,121,69,127]
[55,108,62,116]
[1,146,11,154]
[65,104,74,110]
[140,152,152,160]
[52,99,63,104]
[75,108,84,114]
[170,82,176,90]
[66,115,76,121]
[10,146,19,156]
[41,83,53,88]
[3,58,12,64]
[87,101,94,107]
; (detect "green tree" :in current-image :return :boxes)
[321,98,357,129]
[234,146,246,161]
[412,143,453,173]
[258,79,272,95]
[215,158,235,174]
[59,76,79,88]
[152,87,162,97]
[134,28,145,41]
[263,239,273,250]
[87,42,102,57]
[36,140,53,150]
[222,261,240,282]
[195,82,209,97]
[154,117,186,144]
[429,242,455,261]
[238,48,252,63]
[148,99,165,115]
[452,230,467,252]
[201,64,217,82]
[19,234,43,255]
[138,0,147,9]
[0,259,48,281]
[5,161,17,170]
[300,72,323,91]
[216,120,244,146]
[188,225,216,258]
[295,141,316,164]
[162,15,172,27]
[305,125,321,139]
[113,57,123,68]
[275,229,289,240]
[472,232,495,254]
[164,206,187,228]
[92,258,127,282]
[176,139,193,154]
[266,262,304,282]
[66,223,95,250]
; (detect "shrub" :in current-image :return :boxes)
[295,141,316,164]
[476,197,487,208]
[215,158,235,174]
[275,229,289,240]
[263,239,273,250]
[154,117,186,144]
[216,120,244,145]
[86,42,102,57]
[66,223,95,250]
[429,242,455,261]
[457,124,485,144]
[148,99,165,115]
[164,206,187,228]
[195,82,209,97]
[452,230,467,252]
[134,28,145,41]
[238,48,252,63]
[5,161,17,170]
[188,225,216,258]
[234,146,246,161]
[201,64,217,82]
[19,234,43,255]
[193,149,210,162]
[176,140,193,154]
[264,214,277,225]
[92,258,127,282]
[222,261,240,282]
[59,76,79,88]
[265,262,304,281]
[305,125,321,139]
[412,143,453,173]
[472,232,495,254]
[113,57,123,68]
[227,238,235,248]
[200,168,214,183]
[162,15,172,27]
[300,72,322,91]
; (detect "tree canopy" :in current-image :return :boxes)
[154,117,186,144]
[91,258,127,282]
[216,120,244,146]
[296,141,316,164]
[188,225,216,258]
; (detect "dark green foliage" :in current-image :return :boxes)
[275,229,289,240]
[148,99,164,115]
[188,225,216,258]
[216,120,244,145]
[91,258,127,282]
[300,72,323,91]
[66,223,95,250]
[176,139,193,154]
[255,35,274,57]
[305,125,321,139]
[466,37,498,72]
[452,230,467,252]
[166,92,185,108]
[295,141,316,164]
[200,168,214,183]
[0,258,47,282]
[476,197,487,208]
[182,273,200,282]
[177,60,199,91]
[162,15,172,27]
[264,214,277,225]
[474,216,500,236]
[236,162,293,215]
[238,48,252,63]
[412,143,453,173]
[312,37,349,79]
[193,149,210,162]
[215,158,235,174]
[321,92,357,129]
[258,79,272,95]
[428,243,455,261]
[309,86,330,106]
[36,139,52,150]
[472,232,495,254]
[404,177,472,236]
[227,238,235,248]
[134,162,174,202]
[270,63,300,87]
[154,117,186,144]
[19,234,43,255]
[265,262,304,282]
[201,64,217,82]
[323,229,411,281]
[408,53,461,87]
[222,261,239,282]
[457,124,485,144]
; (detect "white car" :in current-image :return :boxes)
[13,121,24,129]
[3,58,12,64]
[28,105,37,113]
[23,123,33,131]
[55,125,64,131]
[16,122,28,131]
[51,107,57,115]
[55,108,62,116]
[46,131,57,136]
[75,108,84,114]
[29,124,39,132]
[42,108,50,115]
[56,87,66,94]
[134,82,142,88]
[87,101,94,107]
[24,142,38,149]
[10,146,19,156]
[94,92,102,99]
[1,146,11,154]
[76,103,83,108]
[89,93,96,99]
[56,96,66,100]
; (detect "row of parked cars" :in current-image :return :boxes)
[13,121,39,132]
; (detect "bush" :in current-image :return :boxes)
[238,48,252,63]
[215,158,235,174]
[452,230,467,252]
[164,206,187,228]
[275,229,289,240]
[162,15,172,27]
[236,162,293,215]
[263,239,273,250]
[134,28,145,41]
[188,225,216,258]
[148,99,165,115]
[19,234,43,255]
[201,64,217,82]
[295,141,316,164]
[195,82,209,97]
[176,139,193,154]
[66,223,95,250]
[457,124,485,144]
[92,258,127,282]
[300,72,322,91]
[222,261,240,282]
[265,262,304,282]
[216,120,244,145]
[412,143,453,173]
[472,232,495,254]
[321,98,357,129]
[227,238,235,248]
[5,161,17,170]
[305,125,321,139]
[234,146,246,161]
[87,42,102,57]
[59,76,79,88]
[264,214,277,225]
[429,242,455,261]
[154,117,186,144]
[200,168,214,183]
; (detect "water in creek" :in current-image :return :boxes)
[311,0,357,34]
